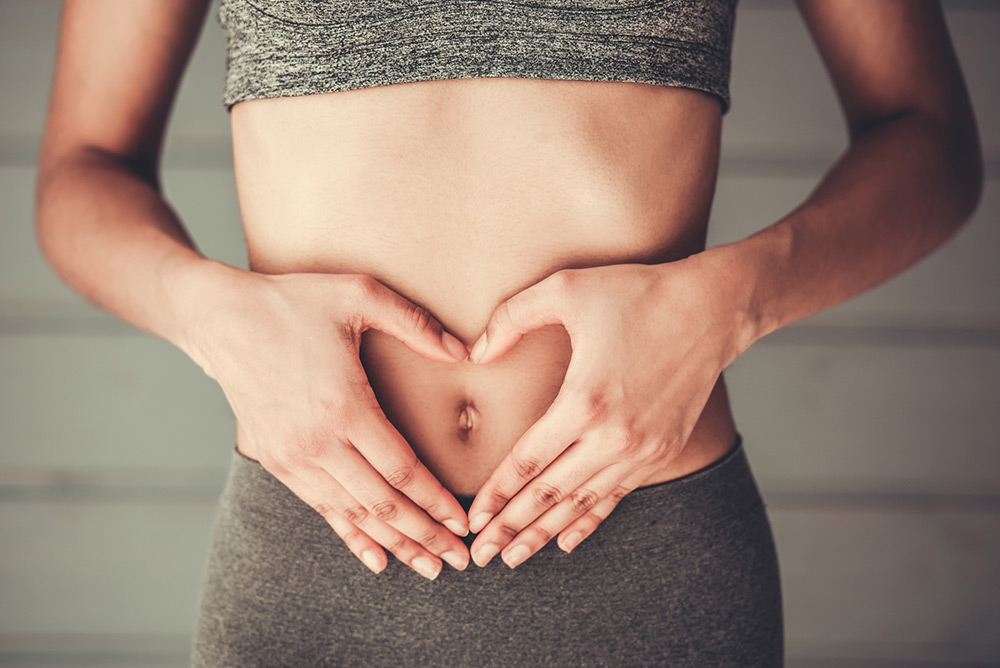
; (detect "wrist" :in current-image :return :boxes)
[161,253,252,373]
[686,241,773,365]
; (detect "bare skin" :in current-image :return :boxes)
[227,77,738,493]
[225,75,743,574]
[36,0,982,578]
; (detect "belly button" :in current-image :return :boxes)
[456,399,479,442]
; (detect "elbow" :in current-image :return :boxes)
[940,115,985,235]
[957,139,985,228]
[853,109,984,237]
[33,164,59,272]
[33,150,92,276]
[917,112,985,244]
[33,158,70,276]
[34,147,99,271]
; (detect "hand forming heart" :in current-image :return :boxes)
[462,253,755,568]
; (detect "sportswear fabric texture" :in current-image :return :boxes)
[189,433,783,667]
[217,0,739,114]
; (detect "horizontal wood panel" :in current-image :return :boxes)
[5,165,999,325]
[707,174,1000,328]
[0,649,189,668]
[777,507,1000,664]
[0,166,246,312]
[0,334,236,471]
[728,341,1000,492]
[725,5,1000,157]
[0,2,997,162]
[0,0,231,152]
[1,500,997,661]
[2,333,999,492]
[0,502,215,636]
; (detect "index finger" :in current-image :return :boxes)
[351,407,471,537]
[316,438,471,561]
[467,391,586,533]
[469,438,622,565]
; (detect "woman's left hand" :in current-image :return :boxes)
[464,252,755,568]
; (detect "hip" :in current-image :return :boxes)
[193,432,783,667]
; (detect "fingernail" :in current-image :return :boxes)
[444,518,469,537]
[412,556,441,580]
[469,512,492,534]
[504,544,532,568]
[361,549,384,574]
[441,550,469,571]
[469,333,488,364]
[561,531,583,553]
[441,332,469,361]
[472,542,499,568]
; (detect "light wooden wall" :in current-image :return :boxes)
[1,1,997,666]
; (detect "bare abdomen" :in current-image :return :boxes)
[230,77,738,496]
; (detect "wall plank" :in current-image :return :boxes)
[728,342,1000,493]
[1,498,997,662]
[0,334,234,471]
[0,0,230,156]
[0,502,214,637]
[6,165,999,326]
[708,175,1000,328]
[1,2,997,163]
[0,166,246,314]
[777,506,1000,664]
[3,333,999,493]
[724,5,1000,157]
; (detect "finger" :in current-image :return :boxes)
[313,437,471,563]
[497,464,639,568]
[353,405,470,537]
[257,462,393,573]
[466,389,587,534]
[468,438,621,561]
[472,434,612,552]
[313,498,387,575]
[364,516,463,578]
[286,464,468,578]
[556,469,649,554]
[353,275,468,362]
[468,270,569,365]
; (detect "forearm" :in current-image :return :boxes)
[701,110,984,356]
[34,147,238,361]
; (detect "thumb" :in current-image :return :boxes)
[469,273,567,365]
[354,278,468,363]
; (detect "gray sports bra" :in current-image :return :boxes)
[217,0,738,115]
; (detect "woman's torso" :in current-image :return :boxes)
[231,77,738,497]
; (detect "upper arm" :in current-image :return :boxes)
[794,0,979,140]
[38,0,212,184]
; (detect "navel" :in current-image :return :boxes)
[455,398,479,442]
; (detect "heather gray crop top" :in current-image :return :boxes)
[217,0,738,115]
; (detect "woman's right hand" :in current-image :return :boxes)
[176,261,472,579]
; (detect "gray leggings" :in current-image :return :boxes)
[190,433,783,667]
